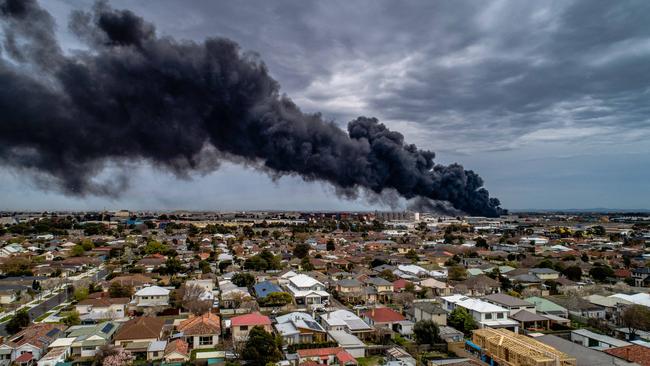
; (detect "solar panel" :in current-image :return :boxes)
[46,329,60,338]
[101,323,114,333]
[303,320,322,331]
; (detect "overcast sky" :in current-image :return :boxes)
[1,0,649,212]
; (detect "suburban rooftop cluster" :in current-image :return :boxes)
[0,210,649,366]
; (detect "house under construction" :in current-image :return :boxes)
[469,328,576,366]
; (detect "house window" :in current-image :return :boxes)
[240,325,248,331]
[497,313,504,319]
[485,313,492,320]
[199,336,213,346]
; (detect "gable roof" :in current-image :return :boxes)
[114,317,165,341]
[231,312,271,327]
[177,313,221,335]
[165,339,189,357]
[483,293,534,307]
[363,308,406,323]
[7,323,66,349]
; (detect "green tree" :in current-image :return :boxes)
[448,307,477,336]
[301,257,314,271]
[232,273,256,288]
[293,243,310,259]
[163,257,183,274]
[448,266,467,281]
[71,245,85,257]
[199,260,211,274]
[108,282,133,298]
[144,240,168,254]
[563,266,583,281]
[6,309,30,334]
[326,239,335,251]
[80,239,95,251]
[413,320,441,346]
[241,326,283,366]
[405,249,419,263]
[258,292,293,307]
[74,287,89,302]
[589,264,614,283]
[475,237,489,249]
[62,310,81,326]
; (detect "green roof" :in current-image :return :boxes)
[525,296,567,312]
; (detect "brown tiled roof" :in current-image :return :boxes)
[165,339,189,356]
[605,345,650,366]
[177,313,221,335]
[6,323,66,349]
[114,317,165,341]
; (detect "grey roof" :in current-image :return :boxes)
[511,274,543,283]
[365,277,392,286]
[337,279,362,287]
[483,293,534,307]
[509,310,550,322]
[535,335,636,366]
[530,268,560,274]
[413,302,446,315]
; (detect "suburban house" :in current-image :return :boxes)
[529,268,560,280]
[525,297,569,318]
[286,274,330,309]
[177,313,221,349]
[363,277,394,303]
[146,340,167,361]
[419,278,454,297]
[296,347,358,366]
[363,308,405,330]
[75,297,129,322]
[336,279,365,304]
[411,302,447,325]
[631,268,650,287]
[482,293,537,315]
[113,317,166,354]
[164,339,190,363]
[275,312,327,345]
[441,294,519,332]
[253,281,283,299]
[230,312,272,342]
[132,286,171,308]
[320,310,374,339]
[0,323,65,365]
[65,322,120,358]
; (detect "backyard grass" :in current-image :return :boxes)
[0,315,12,323]
[357,356,384,366]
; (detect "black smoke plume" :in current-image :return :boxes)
[0,0,505,217]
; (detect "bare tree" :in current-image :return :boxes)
[177,284,212,315]
[622,305,650,340]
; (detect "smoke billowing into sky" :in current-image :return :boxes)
[0,0,505,216]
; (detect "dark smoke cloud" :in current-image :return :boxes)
[0,0,505,217]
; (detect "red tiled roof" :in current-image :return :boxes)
[178,313,221,335]
[165,339,189,356]
[393,279,409,290]
[363,308,406,323]
[605,345,650,366]
[15,352,33,363]
[231,312,271,326]
[297,347,343,358]
[336,350,357,364]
